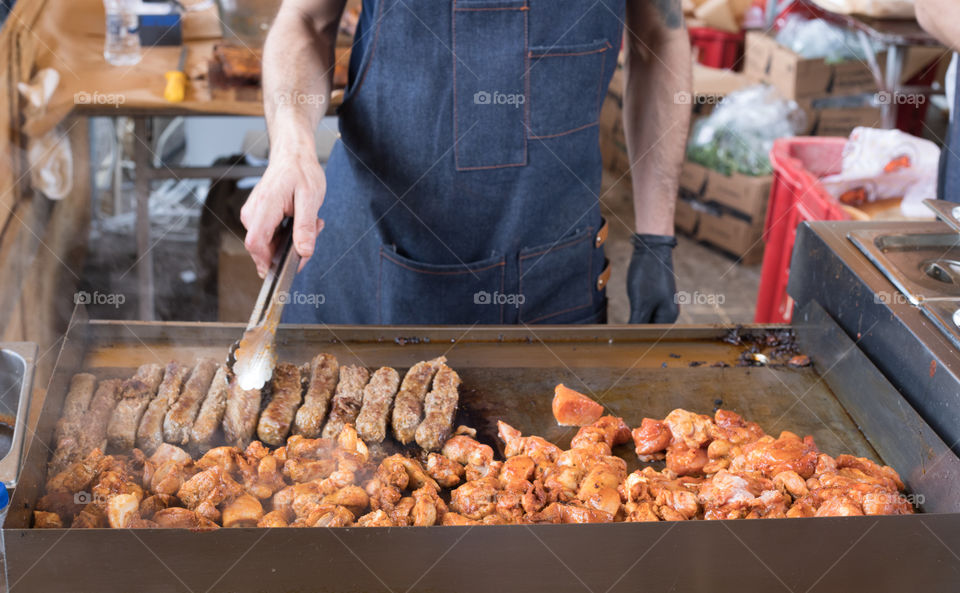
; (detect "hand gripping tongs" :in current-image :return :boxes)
[229,218,301,390]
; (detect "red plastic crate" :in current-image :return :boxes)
[755,137,851,323]
[689,27,745,71]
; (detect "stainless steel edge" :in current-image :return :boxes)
[794,300,960,513]
[0,343,37,488]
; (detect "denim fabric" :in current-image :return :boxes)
[940,65,960,203]
[285,0,624,324]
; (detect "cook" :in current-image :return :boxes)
[241,0,691,324]
[916,0,960,202]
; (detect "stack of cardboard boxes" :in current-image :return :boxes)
[742,32,883,136]
[676,156,771,265]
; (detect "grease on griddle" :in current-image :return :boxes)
[724,326,804,367]
[668,353,682,359]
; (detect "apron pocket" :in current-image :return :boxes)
[518,226,595,323]
[528,39,611,139]
[378,245,507,324]
[453,0,529,171]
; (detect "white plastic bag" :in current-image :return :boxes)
[819,127,940,218]
[812,0,914,19]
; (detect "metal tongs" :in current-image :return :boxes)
[229,218,301,390]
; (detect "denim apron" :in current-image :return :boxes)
[286,0,624,324]
[940,62,960,203]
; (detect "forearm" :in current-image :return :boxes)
[916,0,960,51]
[262,0,343,155]
[623,1,691,236]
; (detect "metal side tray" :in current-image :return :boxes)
[0,343,37,489]
[4,315,960,593]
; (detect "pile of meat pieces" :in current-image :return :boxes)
[628,409,913,520]
[33,408,912,529]
[34,425,371,529]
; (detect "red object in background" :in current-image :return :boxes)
[689,27,745,70]
[897,62,939,137]
[755,137,851,324]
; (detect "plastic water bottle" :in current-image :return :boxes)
[103,0,141,66]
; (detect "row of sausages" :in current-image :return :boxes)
[48,354,460,476]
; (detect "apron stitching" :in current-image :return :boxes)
[377,247,383,324]
[528,45,609,58]
[456,162,529,171]
[452,0,460,169]
[595,42,609,116]
[528,121,599,140]
[522,0,529,165]
[381,252,506,275]
[518,228,592,260]
[454,6,530,11]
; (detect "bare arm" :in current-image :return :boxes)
[241,0,347,275]
[916,0,960,51]
[623,0,691,236]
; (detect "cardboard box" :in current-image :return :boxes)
[675,196,700,235]
[696,208,765,265]
[703,169,772,221]
[218,231,261,323]
[797,98,882,137]
[743,31,880,100]
[679,160,710,196]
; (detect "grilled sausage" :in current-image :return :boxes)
[414,364,461,452]
[292,354,339,437]
[55,373,96,444]
[391,357,446,445]
[77,379,123,455]
[48,374,98,474]
[49,374,99,475]
[106,363,164,451]
[164,358,218,445]
[356,367,400,443]
[257,363,303,446]
[321,365,370,439]
[189,366,230,455]
[137,362,190,455]
[222,378,262,449]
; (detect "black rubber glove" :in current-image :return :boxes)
[627,233,679,324]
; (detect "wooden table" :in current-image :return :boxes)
[24,0,343,320]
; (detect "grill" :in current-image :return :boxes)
[4,299,960,592]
